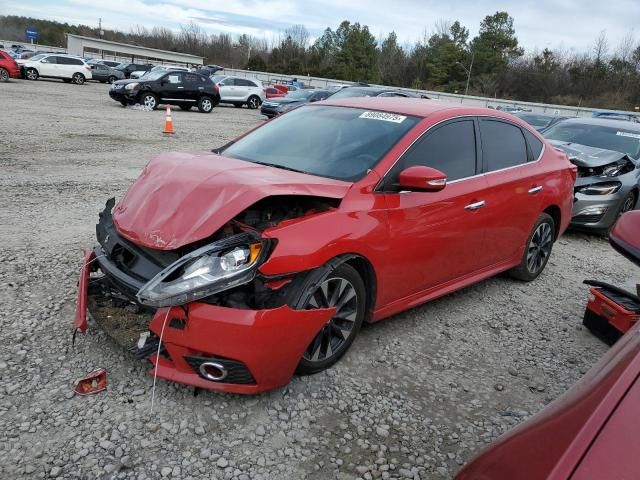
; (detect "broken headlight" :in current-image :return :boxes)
[600,159,635,177]
[576,181,622,195]
[137,233,270,307]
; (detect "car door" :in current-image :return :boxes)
[380,118,490,302]
[234,78,252,101]
[159,72,185,102]
[218,77,236,101]
[182,72,202,103]
[92,63,106,81]
[478,118,546,266]
[38,55,58,77]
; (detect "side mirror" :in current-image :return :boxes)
[397,166,447,192]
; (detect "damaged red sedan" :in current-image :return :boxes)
[76,98,575,394]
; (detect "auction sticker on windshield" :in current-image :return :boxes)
[359,111,407,123]
[616,131,640,139]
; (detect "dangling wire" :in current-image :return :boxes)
[150,308,171,413]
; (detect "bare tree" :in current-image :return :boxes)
[593,30,609,62]
[433,19,451,37]
[285,24,310,49]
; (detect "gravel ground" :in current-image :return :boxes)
[0,78,634,480]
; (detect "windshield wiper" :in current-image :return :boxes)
[251,161,308,175]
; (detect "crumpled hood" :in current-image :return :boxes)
[112,151,352,250]
[550,140,633,168]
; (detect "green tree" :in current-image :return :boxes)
[470,11,523,76]
[378,32,406,85]
[333,21,379,82]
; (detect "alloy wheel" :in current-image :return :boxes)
[73,73,84,85]
[0,69,8,82]
[201,98,212,112]
[142,95,156,109]
[621,193,636,214]
[248,97,260,109]
[108,76,116,84]
[26,69,37,80]
[526,222,552,274]
[303,277,358,363]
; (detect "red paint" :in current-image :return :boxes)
[74,249,95,334]
[74,368,108,396]
[147,304,335,394]
[455,321,640,480]
[79,99,576,393]
[0,50,20,78]
[265,85,287,98]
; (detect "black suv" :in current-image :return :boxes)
[115,63,152,78]
[109,71,221,113]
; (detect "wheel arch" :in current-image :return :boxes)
[543,204,561,240]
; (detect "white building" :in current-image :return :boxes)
[66,34,203,67]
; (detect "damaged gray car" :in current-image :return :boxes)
[544,117,640,233]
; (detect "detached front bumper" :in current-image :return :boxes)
[571,192,623,230]
[75,251,334,394]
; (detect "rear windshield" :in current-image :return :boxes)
[222,105,420,181]
[544,123,640,159]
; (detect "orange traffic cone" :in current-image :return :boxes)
[163,104,174,134]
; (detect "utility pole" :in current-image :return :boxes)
[465,51,474,97]
[98,18,104,38]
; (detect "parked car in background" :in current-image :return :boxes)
[264,85,287,99]
[76,98,575,394]
[90,63,125,83]
[194,64,223,76]
[329,86,423,99]
[213,75,265,109]
[512,112,571,132]
[87,59,121,68]
[130,64,189,79]
[456,300,640,480]
[260,89,331,118]
[115,63,152,79]
[543,117,640,233]
[109,70,220,113]
[327,84,350,93]
[23,54,92,84]
[496,105,532,113]
[593,111,640,123]
[0,50,20,81]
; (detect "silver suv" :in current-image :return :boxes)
[211,75,265,109]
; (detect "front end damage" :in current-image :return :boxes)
[75,196,339,394]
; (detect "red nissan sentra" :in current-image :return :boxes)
[75,98,576,394]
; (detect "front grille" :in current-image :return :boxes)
[572,213,605,224]
[184,355,256,384]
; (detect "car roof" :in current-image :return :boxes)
[319,97,524,120]
[554,116,640,130]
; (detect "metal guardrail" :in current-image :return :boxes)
[0,39,67,53]
[220,67,637,118]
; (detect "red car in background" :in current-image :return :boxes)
[457,211,640,480]
[75,98,575,394]
[264,85,287,98]
[0,50,20,81]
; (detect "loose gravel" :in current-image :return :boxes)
[0,78,634,479]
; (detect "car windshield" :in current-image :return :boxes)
[515,113,552,128]
[544,122,640,159]
[287,89,314,99]
[141,71,166,81]
[30,54,46,61]
[222,105,420,181]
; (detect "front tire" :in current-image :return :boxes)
[0,68,8,82]
[509,213,555,281]
[295,264,366,374]
[197,96,214,113]
[72,73,85,85]
[139,93,158,110]
[107,76,117,84]
[247,95,261,109]
[25,68,38,80]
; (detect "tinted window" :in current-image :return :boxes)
[184,73,199,83]
[480,120,528,171]
[58,57,82,65]
[223,106,420,182]
[41,56,57,64]
[514,113,553,128]
[395,120,477,182]
[236,78,258,87]
[266,88,278,94]
[523,130,544,159]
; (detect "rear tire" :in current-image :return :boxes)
[25,68,38,80]
[295,264,366,375]
[197,96,214,113]
[107,76,117,84]
[509,213,555,281]
[0,68,8,82]
[247,95,261,109]
[72,73,85,85]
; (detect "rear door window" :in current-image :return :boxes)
[184,73,199,84]
[480,120,528,171]
[41,56,57,64]
[523,130,544,160]
[391,120,478,183]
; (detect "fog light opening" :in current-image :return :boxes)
[199,362,228,381]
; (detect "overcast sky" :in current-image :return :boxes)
[4,0,639,54]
